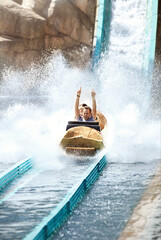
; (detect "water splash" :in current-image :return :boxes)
[0,0,160,169]
[0,53,160,169]
[0,54,99,170]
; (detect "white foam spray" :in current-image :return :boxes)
[0,0,160,171]
[0,54,100,170]
[0,53,160,170]
[98,0,160,163]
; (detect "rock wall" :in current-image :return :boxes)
[156,0,161,60]
[150,1,161,118]
[0,0,96,68]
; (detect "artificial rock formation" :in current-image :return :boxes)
[0,0,96,68]
[150,2,161,118]
[156,0,161,59]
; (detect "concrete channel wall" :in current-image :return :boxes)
[118,162,161,240]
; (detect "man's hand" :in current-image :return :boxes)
[91,89,96,119]
[77,87,81,97]
[75,87,81,119]
[91,89,96,99]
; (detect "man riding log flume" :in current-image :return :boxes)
[75,87,97,121]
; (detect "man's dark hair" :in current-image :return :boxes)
[84,106,92,113]
[80,103,87,107]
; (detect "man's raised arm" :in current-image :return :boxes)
[75,87,81,119]
[91,89,97,119]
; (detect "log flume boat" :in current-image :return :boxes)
[60,112,107,156]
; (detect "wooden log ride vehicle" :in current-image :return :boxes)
[60,112,107,156]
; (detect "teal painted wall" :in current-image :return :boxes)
[142,0,158,74]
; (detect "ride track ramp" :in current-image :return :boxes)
[93,0,158,74]
[24,155,107,240]
[0,154,107,240]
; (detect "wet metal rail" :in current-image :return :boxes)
[92,0,112,66]
[142,0,158,73]
[24,155,107,240]
[0,157,34,191]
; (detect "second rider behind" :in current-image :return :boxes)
[75,87,97,121]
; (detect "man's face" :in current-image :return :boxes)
[83,109,91,120]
